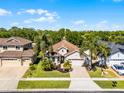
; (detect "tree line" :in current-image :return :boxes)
[1,27,124,47]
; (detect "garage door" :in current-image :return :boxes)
[69,59,84,67]
[1,59,21,67]
[23,59,31,66]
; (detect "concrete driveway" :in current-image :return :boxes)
[69,65,100,90]
[0,66,28,90]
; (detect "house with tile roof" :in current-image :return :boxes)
[51,37,84,66]
[0,37,35,66]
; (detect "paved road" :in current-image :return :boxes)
[69,66,101,89]
[0,66,28,90]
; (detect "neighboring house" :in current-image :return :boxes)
[0,37,35,66]
[51,38,83,66]
[105,42,124,66]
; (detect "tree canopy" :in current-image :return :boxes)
[1,27,124,46]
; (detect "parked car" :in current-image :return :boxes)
[111,64,124,75]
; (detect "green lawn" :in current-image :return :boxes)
[95,81,124,89]
[17,80,70,89]
[23,69,70,78]
[88,67,117,78]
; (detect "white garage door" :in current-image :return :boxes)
[23,59,31,66]
[70,59,84,67]
[1,59,21,67]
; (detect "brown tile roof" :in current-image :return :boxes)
[0,37,32,46]
[0,49,34,58]
[52,39,80,56]
[22,49,34,58]
[0,51,22,58]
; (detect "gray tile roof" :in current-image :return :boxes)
[105,41,124,55]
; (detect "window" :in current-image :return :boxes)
[16,46,20,50]
[3,46,7,50]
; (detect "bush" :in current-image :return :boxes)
[63,60,72,72]
[37,51,44,59]
[29,65,36,71]
[41,58,54,71]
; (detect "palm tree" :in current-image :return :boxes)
[98,42,110,68]
[80,33,100,70]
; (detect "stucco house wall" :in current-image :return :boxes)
[0,46,23,53]
[107,52,124,66]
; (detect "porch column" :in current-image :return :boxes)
[55,57,58,64]
[21,58,23,66]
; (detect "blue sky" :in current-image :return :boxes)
[0,0,124,31]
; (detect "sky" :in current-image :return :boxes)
[0,0,124,31]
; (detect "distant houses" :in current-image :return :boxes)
[0,37,35,66]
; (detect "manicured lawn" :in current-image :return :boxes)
[23,69,70,78]
[17,80,70,89]
[88,67,117,78]
[95,81,124,89]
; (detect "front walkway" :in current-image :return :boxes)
[69,66,101,89]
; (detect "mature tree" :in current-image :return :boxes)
[80,33,100,70]
[34,31,53,56]
[41,57,54,71]
[98,42,111,68]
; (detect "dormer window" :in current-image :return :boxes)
[16,46,20,50]
[3,46,7,50]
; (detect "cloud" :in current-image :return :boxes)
[112,0,123,2]
[0,8,11,16]
[96,20,108,28]
[24,16,57,24]
[17,9,58,17]
[17,9,48,15]
[11,22,19,26]
[73,20,85,25]
[18,9,59,24]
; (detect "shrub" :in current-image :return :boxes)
[41,57,54,71]
[29,65,36,71]
[37,51,44,59]
[63,60,72,72]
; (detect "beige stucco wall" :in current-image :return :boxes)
[0,47,23,53]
